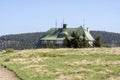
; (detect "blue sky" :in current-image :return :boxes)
[0,0,120,35]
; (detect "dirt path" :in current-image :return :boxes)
[0,65,20,80]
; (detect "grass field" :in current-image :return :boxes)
[0,48,120,80]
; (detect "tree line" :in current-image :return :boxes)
[91,31,120,47]
[0,32,45,50]
[0,31,120,50]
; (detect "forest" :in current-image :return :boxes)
[91,31,120,47]
[0,31,120,50]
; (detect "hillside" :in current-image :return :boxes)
[0,48,120,80]
[0,32,45,50]
[90,31,120,47]
[0,31,120,50]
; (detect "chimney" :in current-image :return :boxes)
[63,24,67,29]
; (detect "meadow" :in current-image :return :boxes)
[0,48,120,80]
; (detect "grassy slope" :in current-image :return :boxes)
[0,48,120,80]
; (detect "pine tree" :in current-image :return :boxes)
[70,31,83,48]
[63,36,71,48]
[94,36,102,47]
[64,31,90,48]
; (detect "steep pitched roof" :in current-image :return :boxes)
[40,26,94,41]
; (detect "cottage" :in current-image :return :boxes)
[39,24,94,47]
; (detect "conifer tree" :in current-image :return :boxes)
[70,31,83,48]
[64,31,90,48]
[63,36,71,48]
[94,36,102,47]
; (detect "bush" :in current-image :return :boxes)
[4,57,10,62]
[5,48,14,53]
[63,31,89,48]
[94,36,102,47]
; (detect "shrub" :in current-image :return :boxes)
[5,48,14,53]
[94,36,102,47]
[4,58,10,62]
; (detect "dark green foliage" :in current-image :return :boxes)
[34,39,42,48]
[64,31,85,48]
[5,48,14,53]
[70,31,83,48]
[0,31,120,50]
[94,36,102,47]
[91,31,120,47]
[46,44,56,48]
[0,32,45,50]
[71,31,76,38]
[63,36,71,48]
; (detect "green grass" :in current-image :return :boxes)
[0,48,120,80]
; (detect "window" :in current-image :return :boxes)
[50,40,53,44]
[56,40,63,44]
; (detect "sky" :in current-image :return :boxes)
[0,0,120,36]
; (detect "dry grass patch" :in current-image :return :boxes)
[105,76,120,80]
[34,49,52,53]
[57,74,85,80]
[72,48,120,55]
[10,57,50,65]
[0,48,120,80]
[64,59,120,66]
[98,69,113,75]
[20,64,49,74]
[20,64,42,70]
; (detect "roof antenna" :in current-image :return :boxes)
[83,18,85,27]
[61,18,65,27]
[63,18,65,24]
[55,19,57,28]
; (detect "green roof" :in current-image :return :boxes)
[40,26,94,41]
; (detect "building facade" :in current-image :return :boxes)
[39,24,94,47]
